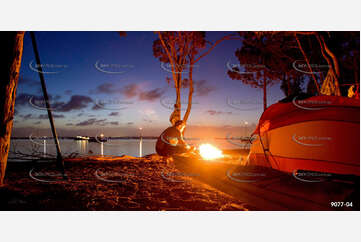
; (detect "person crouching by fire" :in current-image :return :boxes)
[156,120,195,159]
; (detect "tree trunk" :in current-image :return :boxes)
[0,32,25,186]
[263,74,267,111]
[285,74,291,96]
[175,72,182,115]
[295,34,320,94]
[156,32,182,124]
[319,35,341,96]
[183,61,194,123]
[315,33,341,96]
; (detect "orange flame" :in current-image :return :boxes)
[199,144,223,160]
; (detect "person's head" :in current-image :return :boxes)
[174,120,186,132]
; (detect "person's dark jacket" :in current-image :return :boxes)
[156,126,188,156]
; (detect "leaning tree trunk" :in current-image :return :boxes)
[284,73,291,96]
[0,32,25,186]
[183,61,194,123]
[263,73,267,111]
[287,82,291,96]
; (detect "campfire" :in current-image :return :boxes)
[198,144,223,160]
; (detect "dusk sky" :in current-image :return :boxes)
[13,31,287,138]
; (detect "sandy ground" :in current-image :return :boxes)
[0,154,253,211]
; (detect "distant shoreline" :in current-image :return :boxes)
[11,136,157,140]
[11,136,252,140]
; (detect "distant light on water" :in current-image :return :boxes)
[138,127,143,157]
[139,138,143,157]
[43,139,46,157]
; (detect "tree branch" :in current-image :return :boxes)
[194,34,238,63]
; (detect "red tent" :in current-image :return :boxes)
[245,96,360,176]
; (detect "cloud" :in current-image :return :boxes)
[206,110,233,116]
[16,94,92,112]
[66,123,73,126]
[109,112,119,116]
[90,83,165,102]
[15,93,36,106]
[38,114,65,119]
[195,80,216,96]
[91,104,102,110]
[57,95,93,112]
[139,88,165,101]
[90,82,140,96]
[110,121,119,125]
[22,114,33,119]
[122,83,139,98]
[181,79,215,96]
[75,118,97,126]
[91,83,119,95]
[15,93,64,109]
[127,122,134,125]
[75,118,107,126]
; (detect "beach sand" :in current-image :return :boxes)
[0,154,252,211]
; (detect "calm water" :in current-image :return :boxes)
[9,138,247,161]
